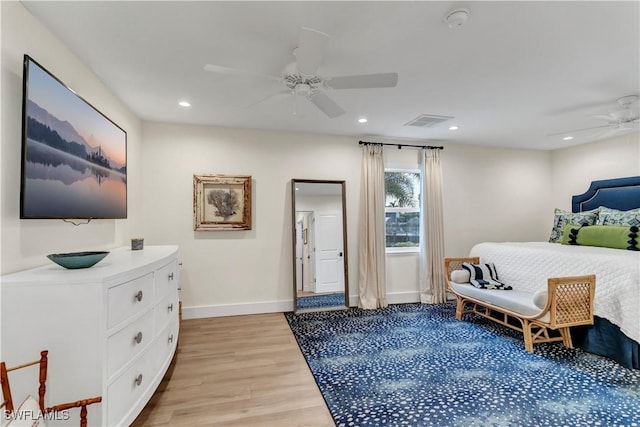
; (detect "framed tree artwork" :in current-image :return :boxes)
[193,174,252,230]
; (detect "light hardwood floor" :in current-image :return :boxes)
[131,313,334,426]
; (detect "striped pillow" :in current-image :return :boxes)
[461,262,512,290]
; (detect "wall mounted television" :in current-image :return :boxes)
[20,55,127,220]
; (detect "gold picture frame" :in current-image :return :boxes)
[193,174,252,230]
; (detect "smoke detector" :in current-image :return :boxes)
[444,8,470,28]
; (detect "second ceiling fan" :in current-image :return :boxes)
[549,95,639,139]
[204,27,398,118]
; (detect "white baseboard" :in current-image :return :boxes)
[183,291,422,319]
[182,300,293,319]
[386,291,421,305]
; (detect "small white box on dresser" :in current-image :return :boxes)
[1,245,180,427]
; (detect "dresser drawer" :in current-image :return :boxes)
[107,309,154,378]
[155,291,178,332]
[155,320,179,374]
[107,273,154,328]
[155,260,178,302]
[106,349,155,427]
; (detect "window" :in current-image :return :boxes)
[385,170,421,250]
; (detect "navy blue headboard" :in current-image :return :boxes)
[572,176,640,213]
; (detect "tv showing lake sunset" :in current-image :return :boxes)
[21,56,127,219]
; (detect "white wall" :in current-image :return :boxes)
[140,122,362,317]
[6,1,634,319]
[550,132,640,211]
[0,2,143,273]
[383,142,553,301]
[141,122,553,317]
[295,194,342,212]
[442,143,553,254]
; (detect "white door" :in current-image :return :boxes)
[307,213,316,292]
[295,218,304,290]
[314,211,344,293]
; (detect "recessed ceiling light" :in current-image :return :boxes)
[448,125,459,131]
[358,118,368,123]
[563,136,574,141]
[178,101,191,107]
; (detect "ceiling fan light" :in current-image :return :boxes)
[358,118,368,123]
[294,83,312,97]
[178,100,191,107]
[448,125,459,130]
[563,136,574,141]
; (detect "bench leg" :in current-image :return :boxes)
[560,327,574,349]
[522,320,534,353]
[455,297,464,320]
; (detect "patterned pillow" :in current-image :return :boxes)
[596,207,640,227]
[548,207,599,243]
[461,262,512,290]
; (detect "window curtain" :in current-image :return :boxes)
[419,149,446,304]
[358,144,387,309]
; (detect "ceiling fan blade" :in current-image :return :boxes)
[204,64,281,82]
[593,126,632,140]
[295,27,329,76]
[547,124,612,137]
[326,73,399,90]
[308,91,345,118]
[245,90,291,108]
[591,114,618,123]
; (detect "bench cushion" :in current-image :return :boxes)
[450,281,550,322]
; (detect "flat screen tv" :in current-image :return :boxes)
[20,55,127,219]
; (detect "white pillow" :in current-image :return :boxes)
[533,289,548,310]
[5,395,46,427]
[450,269,470,283]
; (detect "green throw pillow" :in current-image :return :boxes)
[561,225,639,250]
[560,224,577,245]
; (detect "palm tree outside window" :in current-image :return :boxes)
[385,170,421,250]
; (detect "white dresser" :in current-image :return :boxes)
[0,245,180,426]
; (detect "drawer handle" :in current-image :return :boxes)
[168,303,173,312]
[168,334,174,344]
[134,290,143,302]
[168,272,174,281]
[134,331,143,344]
[134,374,143,387]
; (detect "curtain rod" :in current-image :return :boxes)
[359,141,444,150]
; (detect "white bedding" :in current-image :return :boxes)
[469,242,640,343]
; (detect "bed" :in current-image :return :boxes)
[469,176,640,369]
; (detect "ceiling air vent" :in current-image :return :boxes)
[405,114,454,128]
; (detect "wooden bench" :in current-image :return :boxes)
[444,257,596,352]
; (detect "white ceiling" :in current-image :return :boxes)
[21,1,640,150]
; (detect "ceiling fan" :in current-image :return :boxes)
[550,95,639,138]
[204,27,398,118]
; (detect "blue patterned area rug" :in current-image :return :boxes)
[284,303,640,427]
[297,292,345,310]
